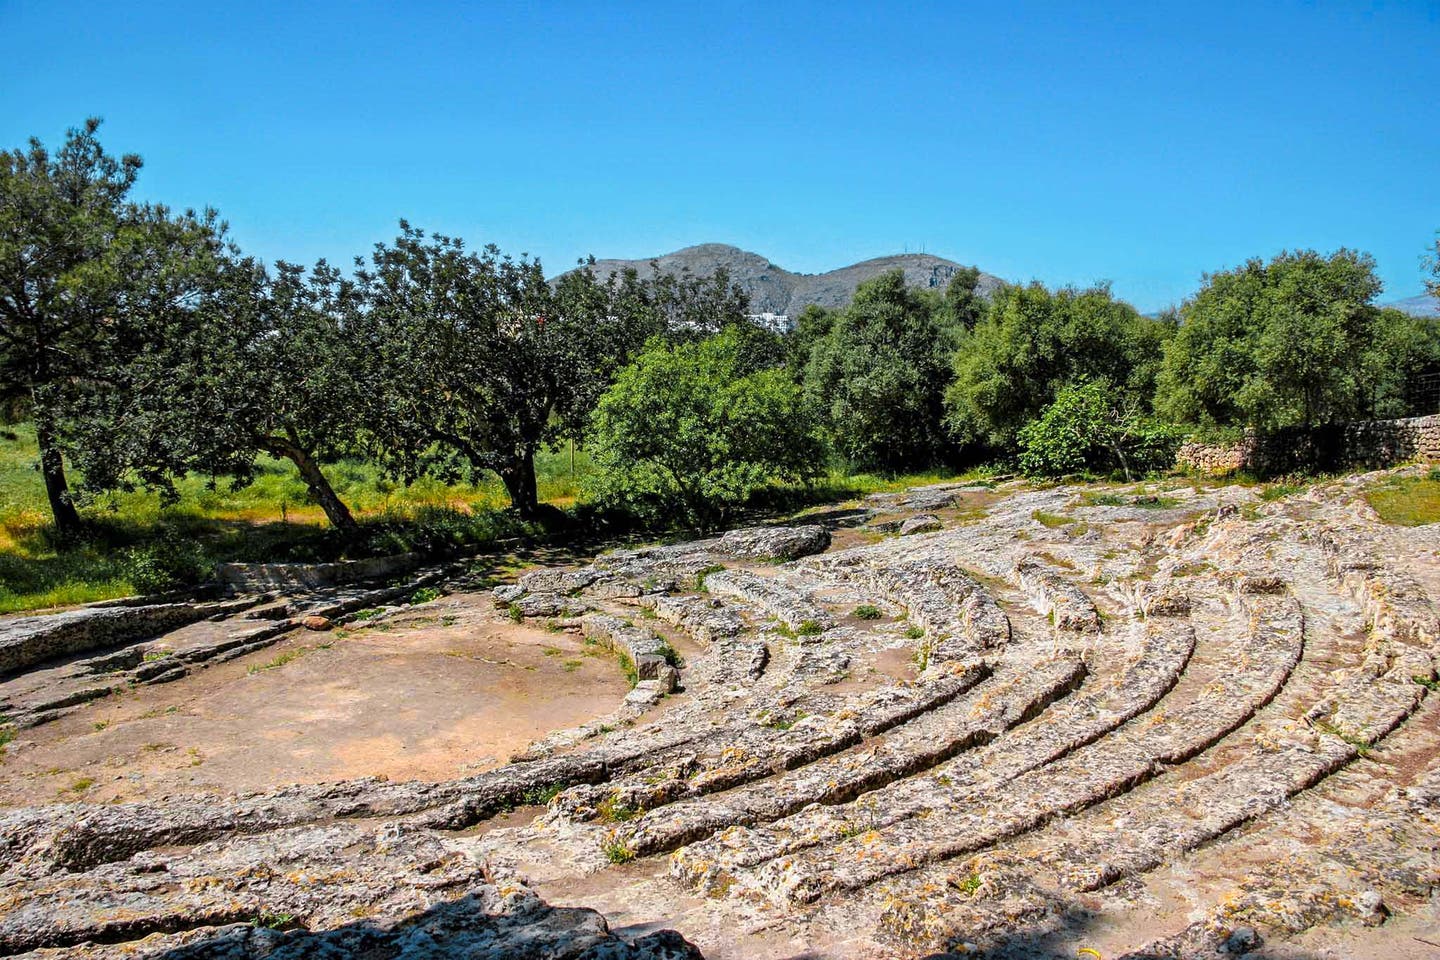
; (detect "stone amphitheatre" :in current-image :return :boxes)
[1,467,1437,959]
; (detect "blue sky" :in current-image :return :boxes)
[3,0,1437,312]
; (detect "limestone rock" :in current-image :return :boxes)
[899,514,943,536]
[716,524,831,561]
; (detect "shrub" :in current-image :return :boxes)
[120,533,210,594]
[586,327,825,531]
[1017,381,1181,480]
[853,604,882,620]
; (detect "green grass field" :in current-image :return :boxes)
[0,425,594,614]
[0,424,982,615]
[1365,468,1440,527]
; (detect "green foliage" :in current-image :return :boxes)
[1155,249,1401,431]
[795,619,824,636]
[0,120,232,538]
[596,795,638,823]
[693,564,726,591]
[356,228,654,517]
[520,783,563,806]
[946,281,1170,451]
[804,271,954,472]
[1364,308,1440,418]
[600,835,636,864]
[1016,381,1181,479]
[853,603,882,620]
[119,533,209,595]
[587,326,825,530]
[936,266,988,335]
[408,586,442,604]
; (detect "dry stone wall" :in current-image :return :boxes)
[1176,413,1440,476]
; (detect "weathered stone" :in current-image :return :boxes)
[899,514,944,536]
[715,524,831,561]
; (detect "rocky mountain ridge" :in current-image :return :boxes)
[575,243,1004,317]
[1386,292,1440,317]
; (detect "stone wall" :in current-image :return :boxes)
[0,604,212,678]
[215,552,422,595]
[1176,413,1440,477]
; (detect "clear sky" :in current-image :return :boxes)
[3,0,1437,312]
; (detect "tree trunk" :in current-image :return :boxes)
[498,450,539,518]
[33,410,83,542]
[259,435,360,537]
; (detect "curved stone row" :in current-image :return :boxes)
[1030,531,1437,894]
[1012,556,1101,633]
[675,610,1196,888]
[802,551,1011,661]
[700,568,833,632]
[550,664,987,824]
[706,583,1302,906]
[628,655,1078,862]
[0,818,701,958]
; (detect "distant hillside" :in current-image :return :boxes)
[1386,292,1439,318]
[576,243,1004,317]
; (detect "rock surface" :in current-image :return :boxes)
[2,468,1438,959]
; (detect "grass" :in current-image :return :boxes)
[1258,482,1307,502]
[0,420,1019,615]
[520,783,563,806]
[0,423,581,614]
[596,794,638,823]
[853,604,882,620]
[408,586,442,604]
[247,642,330,674]
[1030,510,1071,529]
[692,564,726,591]
[601,835,636,864]
[1365,468,1440,526]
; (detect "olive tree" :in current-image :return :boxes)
[945,281,1169,450]
[804,271,954,472]
[0,120,141,537]
[69,253,373,537]
[357,225,641,517]
[1155,249,1384,432]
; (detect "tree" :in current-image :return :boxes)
[357,226,635,517]
[1363,307,1440,419]
[936,265,987,334]
[63,246,372,536]
[0,120,141,538]
[1017,380,1181,480]
[1426,232,1439,299]
[785,303,835,377]
[1155,249,1383,432]
[804,271,954,472]
[587,326,825,530]
[945,281,1169,450]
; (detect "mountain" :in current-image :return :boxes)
[577,243,1004,318]
[1385,293,1439,318]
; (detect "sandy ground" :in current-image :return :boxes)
[0,594,630,806]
